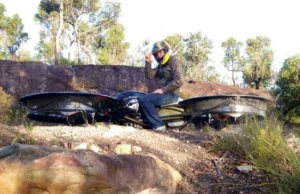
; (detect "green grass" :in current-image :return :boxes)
[214,114,300,193]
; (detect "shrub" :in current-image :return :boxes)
[214,114,300,193]
[8,104,30,126]
[0,87,12,123]
[276,55,300,124]
[71,78,97,89]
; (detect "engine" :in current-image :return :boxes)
[123,96,140,114]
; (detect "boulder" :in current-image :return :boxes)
[0,60,272,102]
[0,143,181,194]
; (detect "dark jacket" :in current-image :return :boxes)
[145,55,184,95]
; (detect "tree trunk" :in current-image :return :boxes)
[55,0,64,65]
[231,61,235,86]
[73,23,81,64]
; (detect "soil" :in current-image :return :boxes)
[0,82,275,194]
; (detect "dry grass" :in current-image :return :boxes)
[71,78,97,90]
[214,114,300,193]
[0,87,12,123]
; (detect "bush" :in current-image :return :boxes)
[0,87,12,123]
[8,104,30,126]
[214,114,300,193]
[276,55,300,124]
[0,87,31,126]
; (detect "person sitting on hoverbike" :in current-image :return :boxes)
[138,40,185,131]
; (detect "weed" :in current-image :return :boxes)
[11,133,37,145]
[8,104,30,125]
[214,113,300,193]
[71,78,97,89]
[0,87,12,123]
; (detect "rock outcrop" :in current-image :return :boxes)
[0,143,182,194]
[0,60,272,102]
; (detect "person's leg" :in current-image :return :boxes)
[139,93,179,129]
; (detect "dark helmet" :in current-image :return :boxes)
[151,40,171,65]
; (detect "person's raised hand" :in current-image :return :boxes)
[145,53,152,63]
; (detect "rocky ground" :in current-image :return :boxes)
[0,121,271,194]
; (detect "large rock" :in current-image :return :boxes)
[0,144,181,194]
[0,60,155,101]
[0,60,272,102]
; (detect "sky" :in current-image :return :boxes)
[1,0,300,82]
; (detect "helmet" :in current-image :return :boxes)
[151,40,171,65]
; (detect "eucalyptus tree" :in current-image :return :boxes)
[94,1,129,65]
[130,39,150,67]
[35,0,61,64]
[276,55,300,123]
[35,0,129,65]
[204,65,220,82]
[35,0,101,64]
[63,0,100,64]
[0,3,28,59]
[183,31,213,80]
[243,36,273,88]
[221,37,245,86]
[165,34,185,63]
[35,33,55,63]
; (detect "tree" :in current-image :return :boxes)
[17,49,34,61]
[35,0,129,65]
[243,36,273,89]
[35,34,55,64]
[35,0,62,64]
[130,39,150,66]
[64,0,100,64]
[36,0,101,64]
[165,34,185,63]
[97,23,129,64]
[95,1,129,65]
[276,55,300,123]
[183,31,213,80]
[0,3,28,59]
[221,37,245,86]
[204,65,220,82]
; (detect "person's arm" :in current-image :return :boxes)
[145,62,157,80]
[161,58,184,93]
[145,53,156,80]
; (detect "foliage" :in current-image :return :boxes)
[35,0,101,64]
[203,65,220,82]
[35,0,129,65]
[59,56,76,65]
[17,49,34,61]
[276,55,300,123]
[165,34,185,63]
[221,37,245,86]
[0,3,28,59]
[0,87,12,124]
[35,37,55,64]
[71,78,97,89]
[7,104,31,126]
[183,31,213,80]
[214,115,300,193]
[95,1,129,65]
[243,36,273,88]
[35,0,61,64]
[0,87,33,128]
[64,0,101,64]
[131,39,150,67]
[97,23,130,64]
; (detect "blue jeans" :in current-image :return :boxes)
[138,93,179,129]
